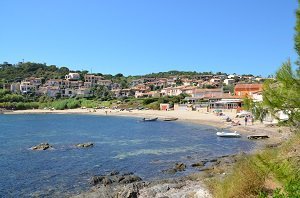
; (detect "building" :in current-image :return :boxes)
[234,84,263,97]
[84,74,104,85]
[223,79,235,85]
[65,73,80,81]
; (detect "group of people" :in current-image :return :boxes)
[244,115,254,126]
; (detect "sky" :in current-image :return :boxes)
[0,0,298,76]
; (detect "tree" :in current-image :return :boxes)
[261,2,300,127]
[295,0,300,69]
[263,60,300,126]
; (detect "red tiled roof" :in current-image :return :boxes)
[234,84,262,91]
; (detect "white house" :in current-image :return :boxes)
[65,73,80,81]
[223,79,235,85]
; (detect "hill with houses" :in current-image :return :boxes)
[0,61,267,110]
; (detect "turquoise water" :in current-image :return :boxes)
[0,114,255,197]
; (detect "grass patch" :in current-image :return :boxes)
[210,134,300,198]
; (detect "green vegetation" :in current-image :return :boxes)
[210,134,300,198]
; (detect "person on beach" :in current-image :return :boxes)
[251,116,254,125]
[244,116,248,126]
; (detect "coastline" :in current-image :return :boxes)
[4,108,290,144]
[3,109,291,197]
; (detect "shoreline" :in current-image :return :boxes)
[4,108,290,143]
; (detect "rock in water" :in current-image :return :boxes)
[191,161,205,168]
[30,143,52,150]
[175,162,186,171]
[75,142,94,148]
[90,172,142,186]
[163,162,187,174]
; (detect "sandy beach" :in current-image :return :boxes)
[4,108,291,146]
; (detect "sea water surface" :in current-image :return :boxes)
[0,114,255,197]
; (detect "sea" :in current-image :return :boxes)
[0,114,255,197]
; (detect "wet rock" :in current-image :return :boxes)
[30,143,52,150]
[90,172,142,186]
[109,170,119,176]
[163,162,186,174]
[75,142,94,148]
[208,158,218,163]
[191,161,205,168]
[175,162,186,171]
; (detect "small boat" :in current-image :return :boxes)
[163,117,178,121]
[142,117,158,121]
[216,131,241,138]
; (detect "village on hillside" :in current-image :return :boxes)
[4,71,267,111]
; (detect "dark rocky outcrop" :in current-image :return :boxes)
[75,142,94,148]
[30,143,52,150]
[90,172,142,186]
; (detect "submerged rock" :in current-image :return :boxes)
[30,143,52,150]
[163,162,186,174]
[75,142,94,148]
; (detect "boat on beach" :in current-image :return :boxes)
[142,117,158,121]
[216,131,241,138]
[163,117,178,121]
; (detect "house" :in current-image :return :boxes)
[97,80,112,87]
[160,103,170,111]
[38,86,61,97]
[63,88,77,97]
[84,74,104,85]
[20,81,36,94]
[223,79,235,85]
[112,89,134,98]
[76,88,91,97]
[161,86,185,96]
[234,84,263,97]
[135,90,160,98]
[10,83,20,93]
[65,73,80,81]
[252,91,263,102]
[210,78,221,84]
[46,79,66,88]
[192,88,223,98]
[24,77,42,87]
[130,79,144,87]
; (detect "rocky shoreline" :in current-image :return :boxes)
[72,153,248,198]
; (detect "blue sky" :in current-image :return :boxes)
[0,0,298,76]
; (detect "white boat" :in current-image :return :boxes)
[216,131,241,138]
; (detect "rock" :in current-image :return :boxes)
[90,172,142,186]
[191,161,205,167]
[175,162,186,171]
[208,158,218,163]
[90,176,105,185]
[119,175,142,184]
[30,143,52,150]
[75,142,94,148]
[109,171,119,176]
[102,177,112,186]
[163,162,186,174]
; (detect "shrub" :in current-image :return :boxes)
[143,98,157,105]
[66,99,80,109]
